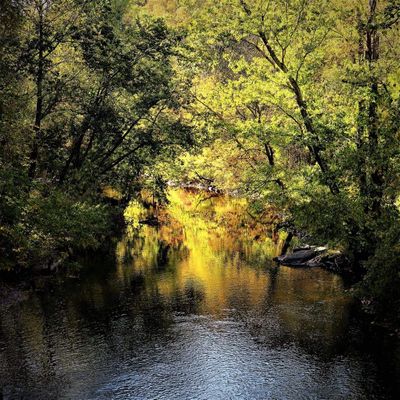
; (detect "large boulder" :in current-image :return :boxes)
[274,246,356,278]
[274,246,327,267]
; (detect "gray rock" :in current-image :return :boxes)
[274,246,327,267]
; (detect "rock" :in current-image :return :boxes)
[292,245,312,252]
[274,246,327,267]
[273,246,355,278]
[318,252,354,276]
[305,255,325,268]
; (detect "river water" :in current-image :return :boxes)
[0,190,399,399]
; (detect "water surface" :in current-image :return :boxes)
[1,190,399,399]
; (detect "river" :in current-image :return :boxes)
[0,190,399,399]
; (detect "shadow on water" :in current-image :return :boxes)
[0,189,399,399]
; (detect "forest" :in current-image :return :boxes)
[1,0,400,325]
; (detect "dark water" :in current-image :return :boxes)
[1,192,399,399]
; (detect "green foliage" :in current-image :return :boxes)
[144,0,400,317]
[357,221,400,317]
[124,199,147,231]
[0,0,193,271]
[0,186,111,270]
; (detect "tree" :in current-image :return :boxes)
[0,0,193,269]
[154,0,400,315]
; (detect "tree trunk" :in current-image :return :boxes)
[28,1,44,179]
[366,0,384,216]
[257,30,339,195]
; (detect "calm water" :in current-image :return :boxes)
[0,191,399,399]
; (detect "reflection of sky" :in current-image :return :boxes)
[0,190,398,399]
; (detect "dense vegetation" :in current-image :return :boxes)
[0,0,192,270]
[1,0,399,319]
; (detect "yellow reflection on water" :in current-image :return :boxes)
[117,189,350,321]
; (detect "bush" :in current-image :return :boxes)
[356,223,400,319]
[0,187,112,270]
